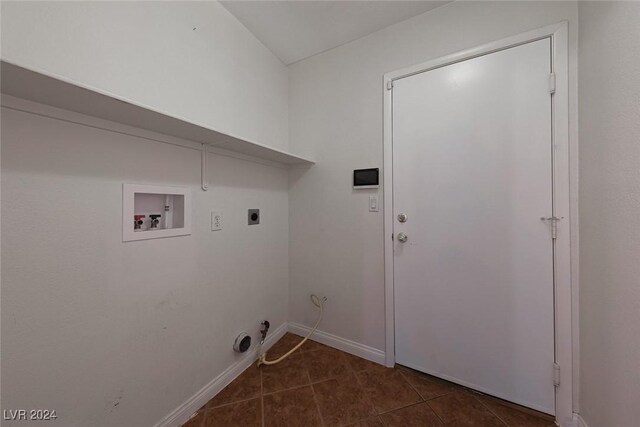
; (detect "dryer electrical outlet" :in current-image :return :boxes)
[248,209,260,225]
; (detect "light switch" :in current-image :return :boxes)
[369,195,379,212]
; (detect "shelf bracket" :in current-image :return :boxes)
[201,143,209,191]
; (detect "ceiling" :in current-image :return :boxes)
[220,1,452,65]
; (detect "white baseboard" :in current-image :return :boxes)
[154,322,287,427]
[287,322,386,365]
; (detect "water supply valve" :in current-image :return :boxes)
[149,214,162,229]
[260,320,270,345]
[134,215,146,231]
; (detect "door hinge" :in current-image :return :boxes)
[548,73,556,94]
[541,216,561,239]
[553,362,561,387]
[387,80,394,91]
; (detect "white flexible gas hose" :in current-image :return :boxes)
[258,294,327,366]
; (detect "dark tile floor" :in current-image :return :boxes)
[183,333,556,427]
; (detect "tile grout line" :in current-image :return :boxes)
[194,336,367,426]
[263,382,310,396]
[396,368,458,401]
[474,392,556,425]
[424,399,448,427]
[399,367,550,427]
[258,338,352,426]
[308,370,326,427]
[260,363,265,427]
[377,399,451,426]
[350,359,412,424]
[397,369,427,403]
[356,380,387,423]
[340,352,379,427]
[472,394,510,427]
[350,359,397,421]
[340,350,375,425]
[379,368,450,425]
[261,335,492,427]
[371,367,424,416]
[310,348,377,427]
[377,400,430,417]
[395,369,440,421]
[199,334,542,427]
[207,394,261,410]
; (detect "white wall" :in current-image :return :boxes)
[0,101,290,426]
[288,0,578,354]
[0,0,289,151]
[1,3,292,425]
[7,2,639,426]
[578,2,640,426]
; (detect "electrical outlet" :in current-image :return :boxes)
[211,211,222,231]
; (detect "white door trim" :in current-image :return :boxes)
[383,22,575,426]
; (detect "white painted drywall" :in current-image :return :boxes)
[578,2,640,426]
[220,0,450,64]
[0,103,289,426]
[0,0,289,151]
[288,0,578,356]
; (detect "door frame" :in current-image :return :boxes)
[382,22,576,426]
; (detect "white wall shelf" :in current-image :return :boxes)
[0,60,315,167]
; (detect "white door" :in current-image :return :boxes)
[393,38,555,414]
